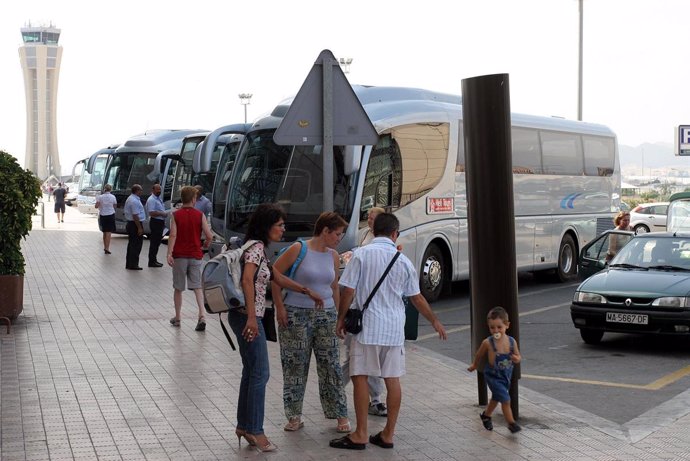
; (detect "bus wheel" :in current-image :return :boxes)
[556,234,578,282]
[420,243,444,303]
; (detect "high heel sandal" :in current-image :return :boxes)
[244,433,278,452]
[234,429,256,449]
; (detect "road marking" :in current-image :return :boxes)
[431,283,578,315]
[523,364,690,390]
[419,300,690,391]
[417,302,570,340]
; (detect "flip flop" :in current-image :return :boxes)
[329,435,366,450]
[369,432,394,449]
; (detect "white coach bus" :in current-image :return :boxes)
[204,85,620,302]
[101,129,204,234]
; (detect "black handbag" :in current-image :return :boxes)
[262,306,277,342]
[344,252,401,335]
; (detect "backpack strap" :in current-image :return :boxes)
[286,240,307,279]
[219,313,236,350]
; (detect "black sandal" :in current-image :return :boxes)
[480,412,493,430]
[329,435,366,450]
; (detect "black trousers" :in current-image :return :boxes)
[126,221,144,268]
[148,219,165,264]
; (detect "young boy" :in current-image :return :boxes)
[467,306,522,433]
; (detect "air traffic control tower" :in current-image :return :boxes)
[18,24,63,179]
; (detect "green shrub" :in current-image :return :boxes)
[0,151,42,276]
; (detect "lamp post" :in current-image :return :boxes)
[238,93,253,123]
[338,57,353,74]
[577,0,583,121]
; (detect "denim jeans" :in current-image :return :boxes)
[227,310,270,435]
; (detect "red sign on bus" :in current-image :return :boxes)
[426,197,454,214]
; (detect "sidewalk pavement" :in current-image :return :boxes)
[3,205,690,460]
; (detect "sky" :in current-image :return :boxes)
[1,0,688,176]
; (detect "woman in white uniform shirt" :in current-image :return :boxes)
[95,184,118,254]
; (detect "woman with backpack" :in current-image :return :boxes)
[230,203,323,453]
[271,212,351,434]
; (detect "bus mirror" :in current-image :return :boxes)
[344,145,362,175]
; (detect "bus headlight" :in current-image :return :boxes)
[574,291,606,304]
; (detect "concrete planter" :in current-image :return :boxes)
[0,275,24,320]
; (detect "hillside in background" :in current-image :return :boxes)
[620,142,690,175]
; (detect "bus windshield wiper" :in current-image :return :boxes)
[609,263,648,270]
[647,265,690,272]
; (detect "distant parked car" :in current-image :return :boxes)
[572,231,690,344]
[630,202,668,233]
[619,201,630,212]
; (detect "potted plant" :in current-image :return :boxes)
[0,150,42,320]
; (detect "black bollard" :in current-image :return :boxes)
[462,73,520,419]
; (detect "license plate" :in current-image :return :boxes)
[606,312,648,324]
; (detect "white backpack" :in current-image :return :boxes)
[202,239,259,314]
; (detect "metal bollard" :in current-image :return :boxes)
[40,202,45,228]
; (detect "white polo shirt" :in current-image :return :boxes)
[339,237,420,346]
[95,192,117,216]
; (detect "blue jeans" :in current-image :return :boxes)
[227,310,270,435]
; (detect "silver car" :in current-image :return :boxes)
[630,202,668,233]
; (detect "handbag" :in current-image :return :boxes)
[344,252,401,334]
[262,306,277,342]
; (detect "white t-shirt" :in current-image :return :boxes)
[96,192,117,216]
[339,237,420,346]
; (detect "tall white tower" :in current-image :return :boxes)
[18,23,63,179]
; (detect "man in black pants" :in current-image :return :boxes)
[145,183,167,267]
[124,184,146,270]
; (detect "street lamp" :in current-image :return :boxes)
[338,57,353,74]
[238,93,253,123]
[577,0,583,121]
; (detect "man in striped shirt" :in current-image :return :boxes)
[331,213,447,451]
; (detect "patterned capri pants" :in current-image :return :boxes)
[278,306,348,420]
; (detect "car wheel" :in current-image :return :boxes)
[634,224,649,234]
[556,234,578,282]
[580,328,604,345]
[420,243,444,303]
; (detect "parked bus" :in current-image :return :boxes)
[203,86,620,301]
[75,145,118,214]
[101,129,203,234]
[196,123,249,255]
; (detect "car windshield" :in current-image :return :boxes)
[614,236,690,270]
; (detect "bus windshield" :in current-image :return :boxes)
[211,139,241,230]
[104,153,157,196]
[80,156,107,193]
[170,140,199,204]
[226,129,353,237]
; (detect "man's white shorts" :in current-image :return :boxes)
[348,337,406,378]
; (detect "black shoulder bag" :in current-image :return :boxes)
[344,252,401,334]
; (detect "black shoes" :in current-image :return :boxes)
[104,249,111,255]
[148,261,163,267]
[508,422,522,433]
[126,266,143,270]
[480,412,493,430]
[195,318,206,331]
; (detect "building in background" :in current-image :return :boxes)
[18,23,62,179]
